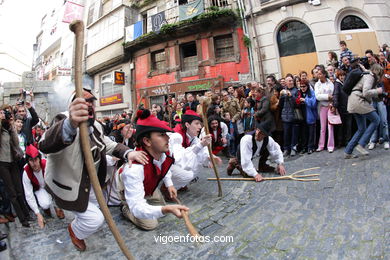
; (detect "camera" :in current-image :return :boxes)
[3,110,12,120]
[351,57,369,69]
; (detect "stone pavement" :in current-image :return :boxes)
[1,147,389,260]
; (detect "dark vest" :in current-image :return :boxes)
[237,132,269,164]
[133,147,175,196]
[24,159,46,192]
[211,127,223,147]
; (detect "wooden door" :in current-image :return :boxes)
[280,52,319,77]
[339,32,379,57]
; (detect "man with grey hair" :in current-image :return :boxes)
[182,93,199,113]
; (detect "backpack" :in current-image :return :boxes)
[343,68,370,95]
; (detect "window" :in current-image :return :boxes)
[214,34,234,61]
[277,21,316,57]
[341,15,369,31]
[87,8,124,55]
[181,42,197,71]
[179,0,187,5]
[151,50,166,72]
[101,72,123,97]
[142,14,148,34]
[87,4,95,25]
[100,0,112,17]
[211,0,229,8]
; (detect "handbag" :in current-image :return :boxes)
[328,108,342,125]
[293,108,304,121]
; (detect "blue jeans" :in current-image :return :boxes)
[370,101,389,143]
[345,111,380,154]
[283,122,299,152]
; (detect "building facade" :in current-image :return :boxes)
[123,0,252,108]
[84,0,136,118]
[244,0,390,80]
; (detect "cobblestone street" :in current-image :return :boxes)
[1,148,389,260]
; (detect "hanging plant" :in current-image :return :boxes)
[243,35,251,48]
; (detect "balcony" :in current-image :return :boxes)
[123,6,239,53]
[248,0,307,16]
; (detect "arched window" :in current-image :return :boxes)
[277,21,316,57]
[340,15,369,31]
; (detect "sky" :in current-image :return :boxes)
[0,0,55,64]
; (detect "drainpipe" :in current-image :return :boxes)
[247,0,266,84]
[236,0,254,81]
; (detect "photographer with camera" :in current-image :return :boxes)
[15,90,39,145]
[345,64,384,158]
[0,105,31,227]
[279,74,300,157]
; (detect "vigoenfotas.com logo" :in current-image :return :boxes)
[154,234,234,244]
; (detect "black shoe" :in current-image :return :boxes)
[0,241,6,252]
[21,221,30,227]
[0,233,7,241]
[307,149,314,154]
[300,149,307,155]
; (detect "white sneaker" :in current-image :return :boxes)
[356,144,369,156]
[368,142,375,150]
[384,142,389,150]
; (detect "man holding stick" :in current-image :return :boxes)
[162,110,221,193]
[227,121,286,181]
[39,89,148,251]
[119,109,189,230]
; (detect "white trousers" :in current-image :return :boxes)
[170,165,197,190]
[35,188,52,210]
[71,188,104,240]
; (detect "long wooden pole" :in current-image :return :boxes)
[201,101,222,197]
[172,197,200,237]
[70,20,135,260]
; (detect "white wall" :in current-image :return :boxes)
[248,0,390,79]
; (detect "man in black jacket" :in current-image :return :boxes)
[15,101,39,145]
[182,93,199,113]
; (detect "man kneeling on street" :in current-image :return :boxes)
[22,144,65,228]
[119,109,189,230]
[227,121,286,181]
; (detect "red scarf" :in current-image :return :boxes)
[173,124,190,148]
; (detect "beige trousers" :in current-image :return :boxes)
[121,189,166,231]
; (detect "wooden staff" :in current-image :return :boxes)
[130,92,147,124]
[172,197,200,237]
[70,20,135,260]
[201,101,223,197]
[208,167,321,182]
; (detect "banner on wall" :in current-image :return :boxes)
[125,21,143,42]
[179,0,204,21]
[151,11,167,32]
[62,1,84,23]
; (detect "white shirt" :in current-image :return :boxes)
[240,135,284,177]
[168,132,209,172]
[121,153,173,219]
[314,79,334,107]
[22,169,45,214]
[200,121,228,139]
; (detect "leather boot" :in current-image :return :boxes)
[68,224,86,251]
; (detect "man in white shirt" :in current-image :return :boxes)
[22,145,65,228]
[120,109,189,230]
[226,121,286,181]
[201,115,228,155]
[164,110,220,192]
